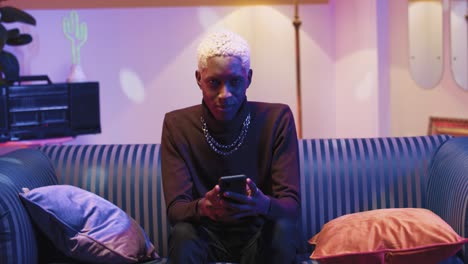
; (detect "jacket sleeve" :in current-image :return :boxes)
[266,106,301,220]
[160,113,200,226]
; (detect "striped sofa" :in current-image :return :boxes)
[1,135,467,263]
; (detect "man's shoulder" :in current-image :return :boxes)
[249,101,292,114]
[164,105,201,120]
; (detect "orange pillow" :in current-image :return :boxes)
[309,208,467,264]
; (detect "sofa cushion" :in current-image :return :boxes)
[309,208,468,264]
[19,185,160,264]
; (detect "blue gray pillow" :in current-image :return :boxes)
[19,185,159,264]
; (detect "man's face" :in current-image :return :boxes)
[196,56,252,121]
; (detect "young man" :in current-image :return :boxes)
[161,31,300,264]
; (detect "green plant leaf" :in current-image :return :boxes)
[0,6,36,25]
[7,28,20,39]
[0,24,6,50]
[0,50,19,82]
[7,33,32,46]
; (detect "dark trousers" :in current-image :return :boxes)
[167,218,298,264]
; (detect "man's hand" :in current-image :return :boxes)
[198,185,224,221]
[221,178,271,219]
[198,178,271,222]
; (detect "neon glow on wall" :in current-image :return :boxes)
[63,11,88,65]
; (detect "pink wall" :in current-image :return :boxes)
[333,0,380,138]
[3,0,465,145]
[389,0,468,137]
[298,4,335,139]
[7,4,336,144]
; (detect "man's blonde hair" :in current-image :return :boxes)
[197,31,251,71]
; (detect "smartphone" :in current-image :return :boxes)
[218,174,247,196]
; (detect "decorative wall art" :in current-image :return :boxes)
[428,116,468,136]
[63,10,88,82]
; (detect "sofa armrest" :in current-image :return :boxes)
[427,137,468,264]
[0,148,58,264]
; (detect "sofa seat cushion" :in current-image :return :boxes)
[19,185,160,264]
[309,208,468,264]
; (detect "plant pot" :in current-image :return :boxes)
[66,64,87,83]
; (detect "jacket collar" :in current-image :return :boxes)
[201,98,250,134]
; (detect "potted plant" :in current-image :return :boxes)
[0,1,36,85]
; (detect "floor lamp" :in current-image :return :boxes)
[293,0,303,138]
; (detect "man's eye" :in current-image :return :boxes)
[208,80,220,87]
[230,78,242,86]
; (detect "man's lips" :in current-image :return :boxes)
[216,105,234,111]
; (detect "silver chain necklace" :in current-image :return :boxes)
[201,113,251,156]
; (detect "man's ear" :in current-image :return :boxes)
[195,70,202,88]
[247,69,253,88]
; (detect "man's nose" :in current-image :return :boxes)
[219,84,232,98]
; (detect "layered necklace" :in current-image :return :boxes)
[201,113,251,156]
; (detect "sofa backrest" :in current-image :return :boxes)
[39,144,170,256]
[39,134,452,257]
[296,135,451,253]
